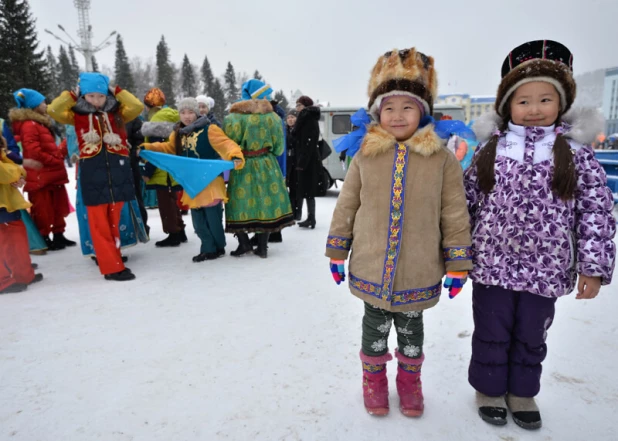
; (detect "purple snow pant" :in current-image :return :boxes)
[468,283,557,398]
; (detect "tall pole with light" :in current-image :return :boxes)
[44,0,116,72]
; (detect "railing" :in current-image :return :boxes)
[594,150,618,204]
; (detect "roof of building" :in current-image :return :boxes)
[606,67,618,77]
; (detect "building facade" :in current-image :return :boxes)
[602,67,618,135]
[436,94,496,124]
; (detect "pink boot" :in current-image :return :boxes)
[395,349,425,417]
[360,350,393,416]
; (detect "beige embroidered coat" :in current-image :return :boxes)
[325,124,472,312]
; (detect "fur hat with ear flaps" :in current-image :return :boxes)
[496,39,576,117]
[367,47,438,120]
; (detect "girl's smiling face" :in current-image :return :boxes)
[510,81,560,127]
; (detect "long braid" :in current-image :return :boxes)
[551,130,577,200]
[474,117,510,195]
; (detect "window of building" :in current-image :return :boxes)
[332,115,352,135]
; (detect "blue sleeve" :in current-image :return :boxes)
[65,125,79,158]
[3,123,21,163]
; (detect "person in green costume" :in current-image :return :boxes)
[223,80,295,258]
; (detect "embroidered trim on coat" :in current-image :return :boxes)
[327,235,352,251]
[443,246,473,261]
[349,273,441,306]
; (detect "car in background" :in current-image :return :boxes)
[319,104,465,186]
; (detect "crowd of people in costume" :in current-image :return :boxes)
[1,38,615,432]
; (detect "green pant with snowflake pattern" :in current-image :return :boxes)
[361,302,424,359]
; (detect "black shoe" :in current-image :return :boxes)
[104,268,136,281]
[192,252,219,262]
[254,233,269,259]
[249,234,258,247]
[53,233,76,247]
[155,234,181,247]
[298,218,316,229]
[91,256,128,266]
[44,236,65,251]
[268,231,282,243]
[217,248,225,257]
[30,273,44,284]
[181,210,189,216]
[31,263,38,270]
[0,283,28,294]
[179,230,188,243]
[231,233,253,257]
[511,411,542,430]
[478,406,508,426]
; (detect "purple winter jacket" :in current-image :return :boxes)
[465,112,616,298]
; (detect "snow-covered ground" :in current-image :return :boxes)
[1,177,617,441]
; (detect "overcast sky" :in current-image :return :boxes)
[29,0,618,106]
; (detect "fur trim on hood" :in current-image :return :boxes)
[294,105,321,129]
[472,107,605,145]
[72,95,119,114]
[141,121,175,139]
[229,99,273,115]
[361,123,443,158]
[8,108,53,128]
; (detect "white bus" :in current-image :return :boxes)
[319,104,465,186]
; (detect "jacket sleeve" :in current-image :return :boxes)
[296,121,319,170]
[2,123,21,163]
[325,155,362,260]
[47,91,76,125]
[21,123,65,167]
[269,114,285,158]
[573,145,616,285]
[0,156,25,184]
[208,125,245,167]
[441,151,473,272]
[113,86,145,123]
[142,130,176,155]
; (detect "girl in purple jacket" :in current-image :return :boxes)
[465,40,615,430]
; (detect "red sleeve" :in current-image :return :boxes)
[21,122,65,166]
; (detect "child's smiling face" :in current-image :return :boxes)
[180,109,198,126]
[379,95,422,141]
[510,81,560,127]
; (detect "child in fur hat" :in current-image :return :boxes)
[325,48,472,417]
[0,135,43,294]
[48,73,144,281]
[465,40,615,430]
[9,88,75,251]
[140,97,244,262]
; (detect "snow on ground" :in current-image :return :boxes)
[1,176,618,441]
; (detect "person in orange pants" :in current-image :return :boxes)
[0,136,43,294]
[48,72,144,281]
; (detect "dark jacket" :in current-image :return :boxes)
[293,106,321,198]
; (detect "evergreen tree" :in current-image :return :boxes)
[200,55,215,95]
[131,56,155,101]
[253,70,262,81]
[155,35,175,106]
[180,54,197,98]
[114,34,134,91]
[91,55,99,72]
[68,45,80,76]
[223,61,239,106]
[44,45,60,98]
[0,0,49,116]
[274,90,289,111]
[57,45,76,93]
[210,78,226,123]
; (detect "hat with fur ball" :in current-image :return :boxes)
[496,39,576,117]
[177,97,200,116]
[367,47,438,120]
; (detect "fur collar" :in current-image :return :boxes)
[229,99,273,115]
[295,106,321,129]
[72,95,119,115]
[8,108,53,128]
[361,123,443,158]
[141,121,175,139]
[177,115,211,136]
[473,107,605,145]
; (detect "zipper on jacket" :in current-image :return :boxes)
[98,113,115,204]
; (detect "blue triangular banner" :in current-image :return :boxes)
[140,150,234,199]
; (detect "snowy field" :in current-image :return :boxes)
[1,176,617,441]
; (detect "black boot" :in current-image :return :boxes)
[179,229,188,243]
[155,233,181,247]
[254,233,270,258]
[30,273,44,284]
[104,268,136,281]
[0,283,28,294]
[249,234,258,247]
[192,252,219,262]
[44,235,65,251]
[269,231,282,243]
[231,233,253,257]
[53,233,76,247]
[298,198,316,229]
